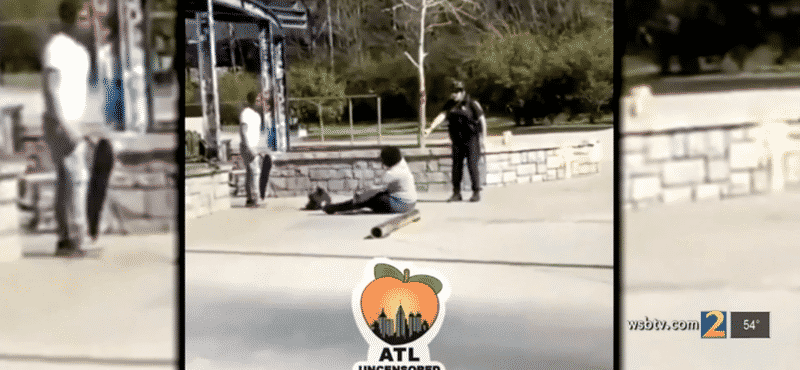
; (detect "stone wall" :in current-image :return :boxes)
[185,163,232,220]
[230,141,603,198]
[0,158,26,260]
[17,135,177,234]
[622,84,800,208]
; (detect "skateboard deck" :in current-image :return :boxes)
[259,154,272,200]
[23,248,103,259]
[86,139,115,240]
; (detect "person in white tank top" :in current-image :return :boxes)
[41,0,91,257]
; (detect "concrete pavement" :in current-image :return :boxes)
[0,232,178,370]
[186,149,613,369]
[624,193,800,369]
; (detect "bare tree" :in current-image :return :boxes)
[392,0,480,148]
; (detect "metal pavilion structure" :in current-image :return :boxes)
[184,0,309,157]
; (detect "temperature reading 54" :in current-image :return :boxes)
[731,312,770,338]
[743,319,760,331]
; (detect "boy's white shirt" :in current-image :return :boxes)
[239,106,262,150]
[380,158,417,204]
[43,32,90,132]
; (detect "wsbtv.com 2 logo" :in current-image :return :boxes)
[701,311,770,339]
[352,259,450,370]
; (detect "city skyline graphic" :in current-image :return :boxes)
[368,304,431,345]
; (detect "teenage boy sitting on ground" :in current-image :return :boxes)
[324,146,417,214]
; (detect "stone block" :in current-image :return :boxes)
[354,161,369,170]
[624,153,661,176]
[785,152,800,184]
[215,183,230,199]
[557,167,566,179]
[623,136,646,153]
[516,176,531,184]
[547,155,564,169]
[438,157,452,166]
[270,177,288,190]
[336,169,354,179]
[531,174,544,182]
[415,183,429,192]
[730,141,760,170]
[0,203,19,233]
[752,169,769,193]
[647,135,672,161]
[672,132,688,158]
[695,184,721,200]
[729,172,751,195]
[502,171,517,183]
[487,162,503,173]
[707,159,730,182]
[662,186,693,204]
[408,162,427,173]
[546,169,557,180]
[345,179,360,190]
[486,173,502,185]
[427,183,450,193]
[329,179,345,191]
[686,131,708,157]
[631,176,661,201]
[729,127,747,141]
[708,130,727,158]
[516,163,537,176]
[427,172,447,183]
[663,159,705,186]
[509,153,522,165]
[427,161,439,172]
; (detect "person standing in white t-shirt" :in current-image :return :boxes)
[240,91,263,207]
[42,0,91,257]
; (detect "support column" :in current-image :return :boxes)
[118,0,153,134]
[258,25,272,152]
[273,38,288,152]
[196,9,220,159]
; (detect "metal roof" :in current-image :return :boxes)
[183,0,308,30]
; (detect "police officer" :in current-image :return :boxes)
[425,80,487,202]
[42,0,91,256]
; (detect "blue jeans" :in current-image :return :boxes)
[45,131,88,244]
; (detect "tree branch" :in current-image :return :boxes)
[426,19,452,30]
[399,0,420,12]
[404,51,420,68]
[446,1,464,24]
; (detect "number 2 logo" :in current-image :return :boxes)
[702,310,727,338]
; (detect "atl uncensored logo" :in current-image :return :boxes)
[352,259,449,370]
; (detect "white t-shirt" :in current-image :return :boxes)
[43,33,90,129]
[383,158,417,204]
[240,107,262,150]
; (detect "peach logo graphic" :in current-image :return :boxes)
[353,259,449,370]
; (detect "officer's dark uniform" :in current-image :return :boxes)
[443,88,484,197]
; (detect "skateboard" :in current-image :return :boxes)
[86,138,115,240]
[259,153,272,200]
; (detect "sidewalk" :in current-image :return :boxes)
[624,193,800,369]
[0,232,178,370]
[186,155,613,369]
